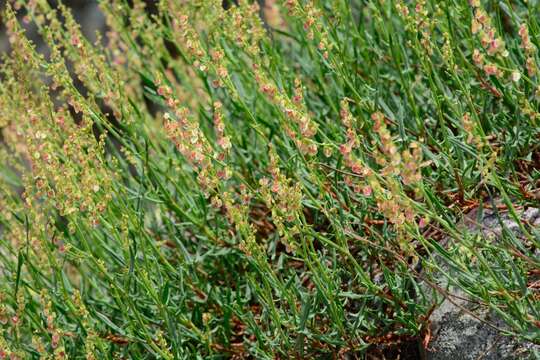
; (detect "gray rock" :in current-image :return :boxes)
[427,286,538,359]
[426,206,540,360]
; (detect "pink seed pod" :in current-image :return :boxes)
[51,333,60,349]
[362,186,373,197]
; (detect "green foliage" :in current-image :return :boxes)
[0,0,539,358]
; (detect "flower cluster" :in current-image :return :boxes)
[26,110,112,227]
[378,181,414,223]
[470,3,508,78]
[441,31,457,71]
[259,148,303,249]
[471,8,507,56]
[169,2,231,92]
[413,0,434,55]
[71,290,100,359]
[253,67,318,155]
[363,112,425,232]
[31,2,127,123]
[209,48,230,88]
[222,0,267,58]
[372,112,401,177]
[213,101,232,158]
[162,83,235,199]
[159,87,203,155]
[1,17,113,233]
[263,0,285,30]
[222,190,259,256]
[518,24,537,77]
[372,112,424,189]
[462,112,478,146]
[0,336,16,360]
[400,142,423,186]
[164,106,221,197]
[338,99,363,175]
[337,100,378,199]
[283,0,330,59]
[172,13,206,67]
[40,291,66,358]
[396,0,436,56]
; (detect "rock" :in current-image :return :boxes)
[426,206,540,360]
[427,285,538,359]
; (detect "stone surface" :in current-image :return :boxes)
[426,206,540,360]
[427,286,538,359]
